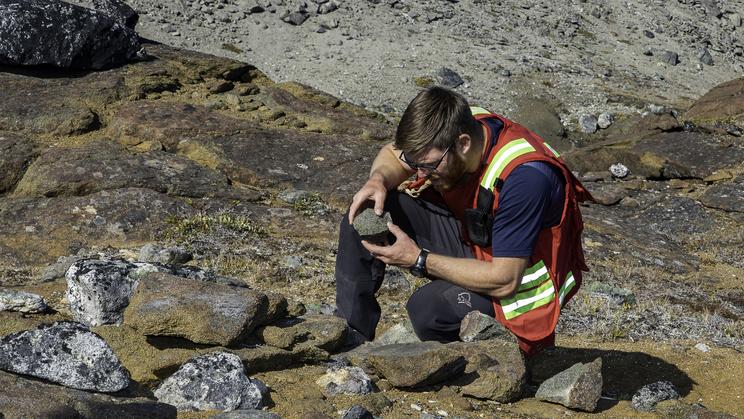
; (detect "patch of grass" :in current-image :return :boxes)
[414,76,434,88]
[221,43,244,54]
[164,211,267,242]
[291,193,328,216]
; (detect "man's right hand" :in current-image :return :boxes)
[348,175,387,224]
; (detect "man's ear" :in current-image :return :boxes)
[457,133,472,154]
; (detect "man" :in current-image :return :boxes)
[335,86,592,356]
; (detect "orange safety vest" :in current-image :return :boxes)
[441,107,593,355]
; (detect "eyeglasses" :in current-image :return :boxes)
[399,145,452,175]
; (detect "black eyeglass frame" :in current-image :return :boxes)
[399,144,452,174]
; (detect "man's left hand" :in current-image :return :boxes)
[362,223,420,267]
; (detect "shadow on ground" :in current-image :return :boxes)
[527,345,694,412]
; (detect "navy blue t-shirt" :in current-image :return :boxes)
[490,161,565,257]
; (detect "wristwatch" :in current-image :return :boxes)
[409,248,430,277]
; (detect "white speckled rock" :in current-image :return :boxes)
[0,288,48,313]
[155,352,268,411]
[66,258,138,326]
[0,321,130,392]
[316,366,374,396]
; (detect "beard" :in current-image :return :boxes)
[430,150,470,192]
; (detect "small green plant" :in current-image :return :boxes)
[291,193,327,216]
[164,211,267,242]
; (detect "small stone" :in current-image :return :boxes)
[730,13,742,27]
[435,67,464,88]
[210,411,280,419]
[208,80,235,94]
[375,322,420,345]
[658,50,679,66]
[609,163,629,178]
[694,342,711,353]
[0,289,48,313]
[352,208,392,243]
[138,243,193,265]
[342,405,374,419]
[578,114,598,133]
[459,310,514,342]
[597,113,614,129]
[318,1,337,14]
[647,104,667,114]
[535,358,602,412]
[284,11,308,25]
[499,68,511,77]
[698,48,714,66]
[643,30,655,38]
[155,352,269,411]
[0,321,130,392]
[316,366,374,397]
[631,381,680,411]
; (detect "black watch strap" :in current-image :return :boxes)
[410,248,429,277]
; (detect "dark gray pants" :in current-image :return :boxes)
[335,191,495,341]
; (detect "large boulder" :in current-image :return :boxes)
[66,258,138,326]
[685,77,744,124]
[0,0,142,70]
[123,272,269,346]
[0,369,175,419]
[12,140,230,198]
[0,288,48,313]
[257,315,348,352]
[154,352,269,411]
[450,340,526,403]
[0,132,37,194]
[0,321,130,392]
[511,96,569,152]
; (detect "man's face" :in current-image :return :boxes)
[403,145,469,191]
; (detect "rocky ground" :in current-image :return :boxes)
[0,0,743,418]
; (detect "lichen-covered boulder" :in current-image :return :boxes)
[154,352,269,411]
[316,366,374,397]
[0,289,48,313]
[66,258,138,326]
[0,321,130,392]
[0,0,143,70]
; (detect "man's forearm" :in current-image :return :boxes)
[425,253,527,298]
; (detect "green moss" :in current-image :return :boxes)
[291,193,327,216]
[164,212,267,242]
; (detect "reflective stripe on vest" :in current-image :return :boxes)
[543,142,560,158]
[500,260,554,320]
[470,106,491,116]
[559,271,576,306]
[481,138,537,190]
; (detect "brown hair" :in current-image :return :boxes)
[395,86,480,155]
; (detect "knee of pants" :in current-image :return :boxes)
[405,286,446,340]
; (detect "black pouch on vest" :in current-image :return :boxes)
[464,186,496,247]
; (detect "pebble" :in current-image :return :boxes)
[579,114,598,133]
[597,112,614,129]
[609,163,629,178]
[342,405,374,419]
[643,29,655,38]
[698,47,714,65]
[658,50,679,66]
[694,342,711,353]
[435,67,464,88]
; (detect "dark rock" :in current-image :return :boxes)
[643,30,655,38]
[91,0,139,28]
[353,341,466,388]
[285,11,309,25]
[315,366,374,396]
[435,67,464,88]
[123,272,269,346]
[698,48,714,66]
[0,132,37,194]
[458,310,515,343]
[208,80,235,94]
[699,176,744,213]
[65,258,137,326]
[0,321,130,392]
[658,51,679,66]
[210,411,280,419]
[155,352,269,411]
[138,243,193,265]
[535,358,602,411]
[352,208,392,242]
[579,114,597,133]
[12,140,230,199]
[0,289,48,313]
[342,405,374,419]
[0,0,142,70]
[0,369,175,419]
[586,183,627,206]
[258,314,348,352]
[631,380,680,411]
